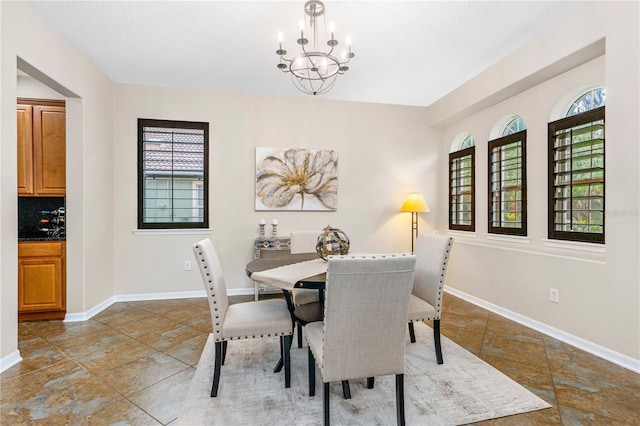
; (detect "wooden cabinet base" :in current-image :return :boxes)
[19,310,66,321]
[18,241,66,321]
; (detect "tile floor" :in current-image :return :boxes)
[1,293,638,425]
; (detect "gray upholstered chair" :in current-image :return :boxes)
[193,238,294,397]
[407,233,453,365]
[290,231,322,348]
[305,254,417,425]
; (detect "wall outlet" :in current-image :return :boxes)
[550,288,559,303]
[184,260,191,271]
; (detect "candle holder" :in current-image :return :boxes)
[259,224,265,237]
[271,223,278,237]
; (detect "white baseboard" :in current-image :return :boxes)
[0,350,23,374]
[63,288,255,322]
[445,286,640,374]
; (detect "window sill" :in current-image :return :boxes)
[484,234,530,244]
[542,238,606,253]
[133,229,212,236]
[446,230,478,238]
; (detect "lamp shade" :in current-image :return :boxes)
[400,193,430,213]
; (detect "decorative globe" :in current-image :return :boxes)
[316,225,350,260]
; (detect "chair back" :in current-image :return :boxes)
[290,231,320,254]
[320,254,416,383]
[412,234,453,318]
[193,238,230,342]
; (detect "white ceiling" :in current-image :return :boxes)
[25,1,588,107]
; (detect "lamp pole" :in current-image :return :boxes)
[400,192,430,253]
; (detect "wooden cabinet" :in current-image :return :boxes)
[17,100,66,196]
[18,241,66,321]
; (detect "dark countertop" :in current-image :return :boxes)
[18,238,66,242]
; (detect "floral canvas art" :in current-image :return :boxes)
[255,147,338,211]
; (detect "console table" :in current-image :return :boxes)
[253,236,292,300]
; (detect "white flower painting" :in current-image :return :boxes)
[255,147,338,211]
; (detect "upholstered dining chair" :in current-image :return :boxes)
[193,238,294,397]
[290,231,322,348]
[305,254,416,425]
[407,233,454,365]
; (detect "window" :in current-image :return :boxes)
[502,116,525,136]
[449,136,475,231]
[138,119,209,229]
[548,106,604,243]
[567,88,606,117]
[488,130,527,235]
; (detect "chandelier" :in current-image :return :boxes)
[276,0,355,96]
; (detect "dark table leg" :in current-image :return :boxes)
[274,289,296,373]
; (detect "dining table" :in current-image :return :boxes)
[245,255,327,291]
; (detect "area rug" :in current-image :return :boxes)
[177,322,550,425]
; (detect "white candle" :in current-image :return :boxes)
[272,219,278,225]
[259,219,266,225]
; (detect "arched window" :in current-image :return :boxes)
[502,116,526,136]
[548,88,605,243]
[449,134,475,232]
[566,88,606,117]
[489,116,527,236]
[460,135,475,149]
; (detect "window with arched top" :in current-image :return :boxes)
[502,116,526,136]
[449,134,475,232]
[488,116,527,236]
[566,88,606,117]
[548,87,605,243]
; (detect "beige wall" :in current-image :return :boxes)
[1,1,114,362]
[112,85,441,296]
[430,1,639,361]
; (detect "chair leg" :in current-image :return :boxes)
[367,377,375,389]
[221,341,228,365]
[396,374,405,426]
[323,382,330,426]
[274,334,294,374]
[408,322,416,343]
[308,347,316,397]
[433,319,443,364]
[342,381,351,399]
[211,341,223,397]
[283,335,291,388]
[297,323,303,348]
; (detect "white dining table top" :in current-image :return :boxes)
[250,259,328,292]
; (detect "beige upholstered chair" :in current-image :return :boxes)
[305,254,416,425]
[407,233,453,365]
[193,238,294,397]
[290,231,322,348]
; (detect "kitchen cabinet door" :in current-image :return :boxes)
[33,105,66,196]
[17,104,34,195]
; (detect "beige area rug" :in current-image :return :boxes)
[178,322,550,425]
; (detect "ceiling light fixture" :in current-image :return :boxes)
[276,0,355,96]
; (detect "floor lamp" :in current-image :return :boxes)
[400,193,430,252]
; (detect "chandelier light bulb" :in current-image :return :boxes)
[278,31,283,42]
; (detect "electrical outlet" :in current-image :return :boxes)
[184,260,191,271]
[550,288,559,303]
